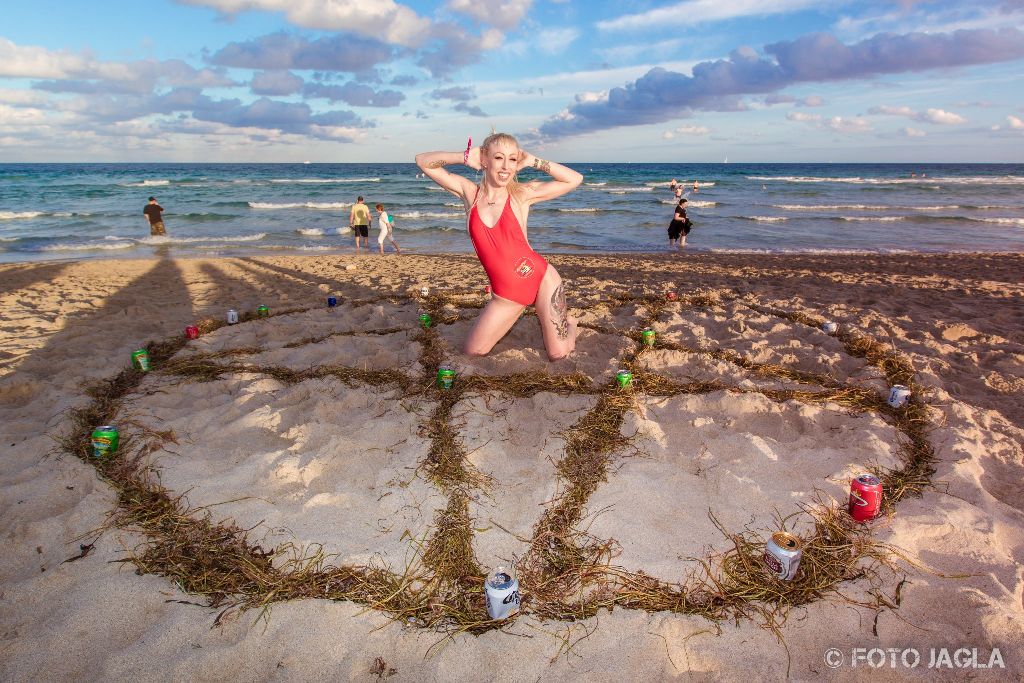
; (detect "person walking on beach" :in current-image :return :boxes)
[375,203,400,255]
[668,197,690,249]
[416,132,582,361]
[143,196,167,236]
[349,196,371,251]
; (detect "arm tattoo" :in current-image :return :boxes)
[427,160,447,169]
[533,157,552,173]
[551,281,569,339]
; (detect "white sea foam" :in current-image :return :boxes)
[557,208,602,213]
[688,200,717,208]
[444,202,463,207]
[122,180,170,187]
[270,177,380,184]
[249,201,349,209]
[976,217,1024,226]
[398,210,462,219]
[605,186,654,192]
[750,175,1024,185]
[338,227,352,234]
[140,233,268,244]
[297,228,325,236]
[0,211,44,220]
[584,181,607,186]
[41,241,136,252]
[772,203,957,211]
[840,216,905,221]
[426,186,446,191]
[745,216,788,222]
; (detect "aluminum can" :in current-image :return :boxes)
[887,384,911,408]
[666,291,678,301]
[419,286,430,297]
[616,369,632,389]
[185,325,200,340]
[257,305,270,318]
[90,425,119,458]
[437,364,455,390]
[418,313,431,329]
[131,349,150,371]
[484,566,520,620]
[327,296,337,307]
[227,309,239,324]
[849,473,883,522]
[763,531,802,581]
[822,321,839,335]
[641,329,656,348]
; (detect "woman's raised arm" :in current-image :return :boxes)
[515,150,583,205]
[415,149,478,201]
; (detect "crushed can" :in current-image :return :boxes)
[666,291,678,301]
[641,329,656,348]
[418,313,431,329]
[131,349,150,372]
[419,286,430,297]
[257,305,270,318]
[822,321,839,335]
[484,566,520,620]
[185,325,200,340]
[887,384,911,408]
[227,309,239,324]
[616,369,632,389]
[327,296,337,307]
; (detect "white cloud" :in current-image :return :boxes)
[786,111,821,123]
[920,108,965,124]
[901,127,926,137]
[598,38,683,63]
[869,104,966,125]
[826,116,871,133]
[674,124,710,135]
[597,0,818,31]
[446,0,532,30]
[800,95,824,107]
[178,0,433,47]
[535,28,580,55]
[1008,115,1024,130]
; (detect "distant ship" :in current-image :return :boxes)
[723,156,729,164]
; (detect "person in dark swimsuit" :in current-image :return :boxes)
[415,132,583,360]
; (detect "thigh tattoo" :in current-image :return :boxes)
[551,282,569,339]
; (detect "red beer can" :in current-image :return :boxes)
[666,291,678,301]
[849,474,882,522]
[185,325,200,340]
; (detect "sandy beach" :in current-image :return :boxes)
[1,251,1021,681]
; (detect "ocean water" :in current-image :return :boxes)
[1,162,1022,263]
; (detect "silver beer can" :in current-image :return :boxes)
[419,286,430,297]
[484,565,520,620]
[887,384,911,408]
[763,531,802,581]
[822,321,838,335]
[227,309,239,324]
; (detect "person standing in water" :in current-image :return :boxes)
[375,203,400,255]
[415,132,582,361]
[349,196,371,251]
[143,196,167,236]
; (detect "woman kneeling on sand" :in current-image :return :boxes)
[416,133,582,360]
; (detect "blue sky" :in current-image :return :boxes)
[1,0,1022,162]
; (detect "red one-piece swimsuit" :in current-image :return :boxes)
[468,192,548,306]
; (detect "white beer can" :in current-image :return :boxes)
[419,286,430,297]
[822,321,838,335]
[484,565,520,620]
[887,384,911,408]
[227,309,239,324]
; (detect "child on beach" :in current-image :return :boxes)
[415,132,582,361]
[375,204,400,255]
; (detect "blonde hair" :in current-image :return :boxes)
[480,131,522,198]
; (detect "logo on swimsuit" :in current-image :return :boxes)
[513,257,535,279]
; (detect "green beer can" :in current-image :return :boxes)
[641,329,656,348]
[91,425,119,458]
[419,313,431,329]
[437,364,455,389]
[616,369,633,389]
[131,349,150,371]
[257,305,270,317]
